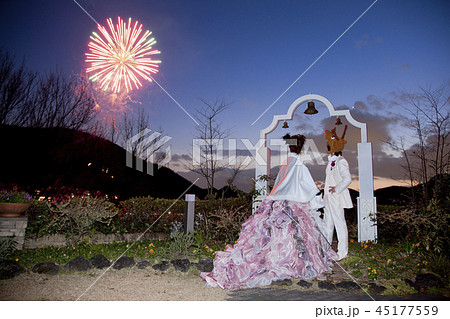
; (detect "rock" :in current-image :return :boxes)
[415,273,444,290]
[404,279,419,291]
[32,261,60,275]
[335,281,361,291]
[64,256,92,271]
[112,256,135,270]
[171,259,190,272]
[195,259,213,272]
[0,260,25,280]
[368,282,387,294]
[297,280,313,288]
[318,281,336,290]
[90,254,111,269]
[152,261,170,272]
[272,279,292,286]
[136,260,152,269]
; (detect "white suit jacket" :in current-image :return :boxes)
[324,155,353,208]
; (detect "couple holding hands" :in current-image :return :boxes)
[201,125,353,289]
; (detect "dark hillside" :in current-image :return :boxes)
[0,125,208,200]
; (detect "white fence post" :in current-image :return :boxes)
[184,194,195,233]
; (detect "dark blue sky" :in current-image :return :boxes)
[1,0,449,190]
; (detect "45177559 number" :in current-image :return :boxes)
[376,305,438,316]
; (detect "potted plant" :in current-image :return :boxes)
[0,187,31,217]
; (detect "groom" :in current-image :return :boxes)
[323,125,353,261]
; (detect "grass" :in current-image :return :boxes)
[12,238,223,268]
[341,239,449,296]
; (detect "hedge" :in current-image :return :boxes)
[25,195,253,242]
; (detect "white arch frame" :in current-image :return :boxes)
[260,94,367,142]
[254,93,377,242]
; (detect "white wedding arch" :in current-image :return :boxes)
[253,94,377,242]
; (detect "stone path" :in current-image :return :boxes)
[228,287,448,301]
[227,262,449,301]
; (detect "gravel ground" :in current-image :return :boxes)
[2,267,447,302]
[0,268,229,301]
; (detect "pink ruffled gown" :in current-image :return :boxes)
[201,154,338,289]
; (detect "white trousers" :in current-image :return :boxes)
[324,195,348,259]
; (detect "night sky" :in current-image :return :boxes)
[1,0,449,191]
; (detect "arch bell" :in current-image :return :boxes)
[253,94,377,242]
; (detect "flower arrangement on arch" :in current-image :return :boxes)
[0,187,31,203]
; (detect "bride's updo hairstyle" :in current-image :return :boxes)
[283,133,306,154]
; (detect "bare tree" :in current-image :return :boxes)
[115,106,168,166]
[189,99,231,197]
[18,71,97,130]
[219,157,246,201]
[0,51,36,125]
[393,84,449,200]
[119,106,150,154]
[0,51,97,130]
[384,136,416,200]
[378,85,449,253]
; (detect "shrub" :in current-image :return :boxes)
[207,205,252,243]
[195,197,252,242]
[23,194,254,244]
[25,199,54,236]
[375,205,408,243]
[48,197,118,247]
[117,197,184,233]
[425,254,450,284]
[377,198,449,255]
[166,231,195,259]
[117,196,253,242]
[0,237,17,260]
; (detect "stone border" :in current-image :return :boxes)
[24,232,169,249]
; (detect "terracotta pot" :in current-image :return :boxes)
[0,203,31,217]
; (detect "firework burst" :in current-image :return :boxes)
[86,17,161,93]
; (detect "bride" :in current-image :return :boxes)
[201,134,337,289]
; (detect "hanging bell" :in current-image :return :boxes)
[282,121,289,129]
[335,117,342,125]
[304,101,318,114]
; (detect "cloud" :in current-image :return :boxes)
[222,149,254,157]
[335,104,351,110]
[353,101,368,111]
[290,94,408,181]
[293,114,317,133]
[400,63,411,70]
[354,34,383,49]
[354,34,370,49]
[177,157,410,193]
[242,98,259,110]
[366,95,385,110]
[173,92,421,193]
[171,154,192,162]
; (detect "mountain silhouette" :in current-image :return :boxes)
[0,125,209,200]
